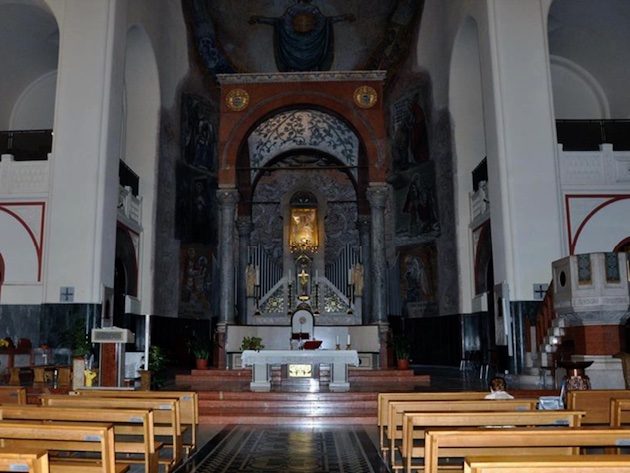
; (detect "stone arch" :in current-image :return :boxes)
[123,24,160,314]
[450,15,487,312]
[217,77,388,217]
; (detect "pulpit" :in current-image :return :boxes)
[91,327,135,387]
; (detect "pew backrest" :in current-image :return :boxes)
[566,389,630,425]
[73,389,198,454]
[464,454,630,473]
[386,398,539,463]
[0,447,49,473]
[421,427,630,473]
[0,404,158,473]
[377,392,490,452]
[0,386,27,404]
[397,410,583,472]
[38,395,181,469]
[0,420,117,473]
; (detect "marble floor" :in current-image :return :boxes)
[172,365,546,473]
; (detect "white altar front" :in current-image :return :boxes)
[241,349,359,392]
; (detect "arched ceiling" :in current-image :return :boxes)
[0,0,58,128]
[186,0,423,76]
[548,0,630,118]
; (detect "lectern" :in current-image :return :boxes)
[92,327,135,387]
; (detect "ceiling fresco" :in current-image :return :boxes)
[185,0,423,76]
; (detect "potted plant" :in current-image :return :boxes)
[240,336,264,351]
[147,345,168,389]
[187,336,210,370]
[390,334,411,370]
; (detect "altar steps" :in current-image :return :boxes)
[175,367,431,425]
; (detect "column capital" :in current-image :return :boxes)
[236,216,253,236]
[366,184,389,210]
[356,216,371,232]
[216,188,239,207]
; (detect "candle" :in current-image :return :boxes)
[336,335,339,345]
[255,267,260,285]
[315,269,318,281]
[347,334,351,345]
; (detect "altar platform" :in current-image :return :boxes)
[173,365,557,426]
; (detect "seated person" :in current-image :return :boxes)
[485,376,514,399]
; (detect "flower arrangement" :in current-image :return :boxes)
[240,336,264,351]
[0,338,11,349]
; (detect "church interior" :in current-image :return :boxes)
[1,1,630,469]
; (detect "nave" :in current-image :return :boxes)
[173,365,546,473]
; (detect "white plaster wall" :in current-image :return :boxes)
[126,0,188,109]
[449,16,486,313]
[550,56,609,119]
[42,0,126,303]
[122,24,160,315]
[0,212,39,284]
[572,198,630,254]
[419,0,563,301]
[10,71,57,130]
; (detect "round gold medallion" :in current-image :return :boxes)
[353,85,378,109]
[226,88,250,112]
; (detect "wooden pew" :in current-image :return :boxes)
[39,395,181,472]
[0,386,27,404]
[565,389,630,425]
[386,398,539,467]
[0,448,49,473]
[73,389,199,455]
[419,427,630,473]
[464,454,630,473]
[0,404,159,473]
[378,392,489,454]
[0,420,127,473]
[610,398,630,426]
[399,410,584,472]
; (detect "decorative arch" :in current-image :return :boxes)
[474,221,493,296]
[0,252,4,301]
[217,72,388,216]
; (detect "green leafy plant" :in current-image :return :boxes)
[187,335,210,360]
[240,336,264,351]
[389,334,411,360]
[147,345,168,390]
[62,323,93,358]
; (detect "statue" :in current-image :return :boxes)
[249,0,355,72]
[352,263,364,296]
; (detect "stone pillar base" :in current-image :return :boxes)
[570,354,625,389]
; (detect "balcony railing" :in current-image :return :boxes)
[556,119,630,151]
[0,130,53,161]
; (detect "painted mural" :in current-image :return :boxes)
[184,0,423,76]
[399,243,438,317]
[389,92,440,243]
[175,94,218,247]
[179,244,214,316]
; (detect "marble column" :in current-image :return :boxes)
[357,217,372,325]
[367,185,389,325]
[217,189,239,327]
[236,218,253,325]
